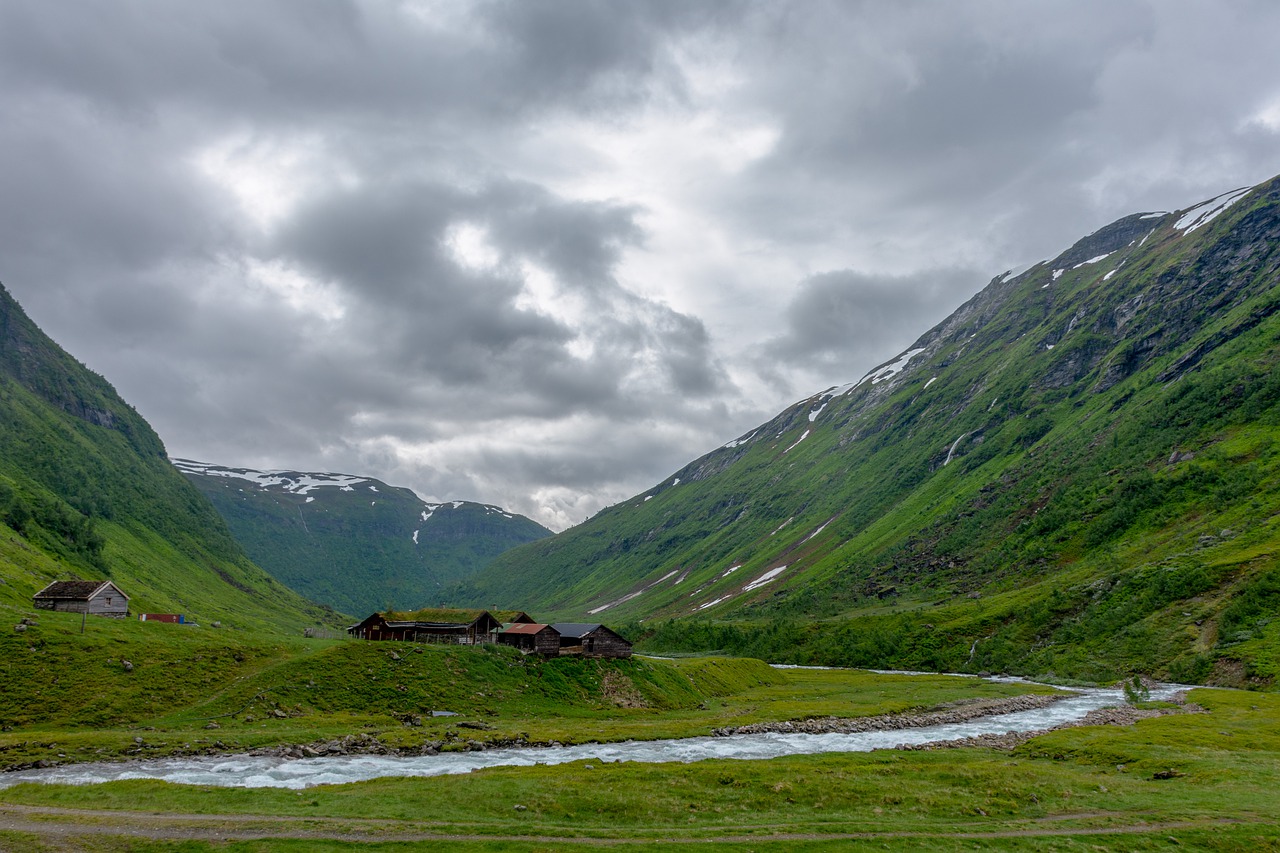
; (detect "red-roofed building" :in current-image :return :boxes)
[497,622,560,656]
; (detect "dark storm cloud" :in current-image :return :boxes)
[0,0,732,126]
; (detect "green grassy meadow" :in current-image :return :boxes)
[1,689,1279,850]
[2,611,1280,849]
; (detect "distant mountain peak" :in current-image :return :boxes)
[171,459,372,495]
[176,458,551,614]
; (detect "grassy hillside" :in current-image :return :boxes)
[454,178,1280,684]
[176,460,551,615]
[0,283,338,633]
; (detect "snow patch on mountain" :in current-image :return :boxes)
[743,565,787,592]
[1174,186,1252,234]
[858,347,927,387]
[171,459,369,495]
[805,520,832,542]
[943,433,969,466]
[587,570,680,615]
[783,429,810,453]
[1072,252,1113,269]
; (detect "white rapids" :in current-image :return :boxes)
[0,681,1185,790]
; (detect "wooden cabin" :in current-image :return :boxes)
[33,580,130,618]
[347,608,502,644]
[550,623,633,658]
[497,623,561,656]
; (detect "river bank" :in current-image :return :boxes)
[711,691,1067,736]
[0,680,1195,789]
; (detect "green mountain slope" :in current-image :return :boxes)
[174,460,551,615]
[0,283,337,633]
[455,178,1280,684]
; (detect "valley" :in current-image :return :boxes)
[2,176,1280,848]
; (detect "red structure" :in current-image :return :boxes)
[497,623,561,656]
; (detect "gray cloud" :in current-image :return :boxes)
[761,268,980,388]
[2,1,1279,529]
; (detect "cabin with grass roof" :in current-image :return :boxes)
[347,608,502,644]
[33,580,130,618]
[491,610,536,625]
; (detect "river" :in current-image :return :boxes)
[0,679,1185,790]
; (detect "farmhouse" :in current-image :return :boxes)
[550,623,633,658]
[347,608,502,644]
[33,580,130,618]
[497,622,561,656]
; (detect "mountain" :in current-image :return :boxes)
[0,283,337,632]
[453,177,1280,685]
[174,460,552,616]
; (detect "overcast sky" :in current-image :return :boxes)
[4,1,1280,530]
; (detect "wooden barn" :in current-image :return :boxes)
[33,580,130,618]
[347,608,502,644]
[497,622,561,656]
[550,623,633,658]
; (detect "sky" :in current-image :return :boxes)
[4,0,1280,531]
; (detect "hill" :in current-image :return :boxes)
[453,177,1280,684]
[174,460,551,615]
[0,283,336,633]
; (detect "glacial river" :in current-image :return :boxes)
[0,679,1185,790]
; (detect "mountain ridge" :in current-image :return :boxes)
[451,174,1280,684]
[175,459,551,615]
[0,283,336,632]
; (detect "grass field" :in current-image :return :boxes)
[2,688,1280,850]
[3,610,1279,849]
